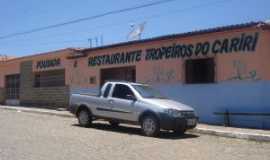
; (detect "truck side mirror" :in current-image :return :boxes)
[126,94,136,101]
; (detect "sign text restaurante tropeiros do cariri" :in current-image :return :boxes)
[88,32,259,67]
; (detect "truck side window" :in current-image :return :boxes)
[112,84,134,100]
[103,84,112,98]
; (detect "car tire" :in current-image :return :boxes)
[78,109,92,127]
[109,121,119,127]
[141,115,160,137]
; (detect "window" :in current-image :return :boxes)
[89,76,96,84]
[34,74,41,87]
[103,84,112,98]
[5,74,20,99]
[132,85,166,99]
[185,58,215,84]
[112,84,134,100]
[34,69,65,87]
[73,60,78,68]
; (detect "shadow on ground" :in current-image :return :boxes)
[72,122,199,140]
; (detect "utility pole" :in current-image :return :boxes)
[88,35,104,48]
[95,37,98,47]
[88,38,92,48]
[100,35,104,46]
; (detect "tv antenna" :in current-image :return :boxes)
[127,22,146,41]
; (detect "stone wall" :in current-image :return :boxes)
[20,61,69,108]
[21,87,69,108]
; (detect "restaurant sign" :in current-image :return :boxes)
[88,32,259,67]
[36,58,61,69]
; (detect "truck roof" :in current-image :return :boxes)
[105,81,147,86]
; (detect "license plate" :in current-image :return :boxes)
[187,119,196,126]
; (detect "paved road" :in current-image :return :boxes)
[0,110,269,160]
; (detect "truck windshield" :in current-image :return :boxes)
[132,85,167,99]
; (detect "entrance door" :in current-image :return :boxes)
[5,74,20,105]
[100,66,136,86]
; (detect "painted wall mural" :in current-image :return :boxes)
[146,66,176,83]
[227,60,260,81]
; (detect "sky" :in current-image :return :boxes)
[0,0,269,57]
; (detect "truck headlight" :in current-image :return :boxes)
[164,109,183,118]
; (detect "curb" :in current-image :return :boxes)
[1,106,270,142]
[0,106,74,118]
[189,127,270,142]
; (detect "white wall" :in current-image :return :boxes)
[155,81,270,129]
[71,81,270,129]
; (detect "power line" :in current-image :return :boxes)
[0,0,232,46]
[0,0,177,40]
[1,0,233,53]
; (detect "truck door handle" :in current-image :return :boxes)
[108,100,114,104]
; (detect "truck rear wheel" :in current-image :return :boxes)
[141,115,160,137]
[78,109,92,127]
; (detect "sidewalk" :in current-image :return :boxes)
[1,105,269,142]
[0,105,73,118]
[189,124,270,142]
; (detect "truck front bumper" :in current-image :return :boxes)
[159,113,198,131]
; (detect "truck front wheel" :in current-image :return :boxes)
[78,109,92,127]
[141,115,160,137]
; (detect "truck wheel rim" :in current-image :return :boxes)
[143,118,156,135]
[79,111,89,124]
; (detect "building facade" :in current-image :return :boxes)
[0,22,270,128]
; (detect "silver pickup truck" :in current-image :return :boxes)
[69,81,198,137]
